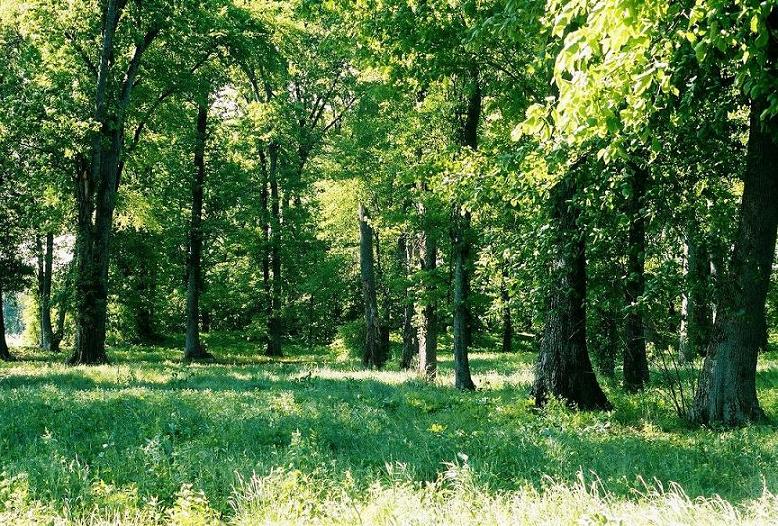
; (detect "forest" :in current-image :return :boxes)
[1,0,778,524]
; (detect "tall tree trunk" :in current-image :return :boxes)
[359,205,385,368]
[374,230,391,362]
[449,66,481,389]
[623,165,649,391]
[259,148,271,320]
[501,265,513,353]
[36,236,45,348]
[533,174,611,410]
[691,96,778,426]
[41,233,55,351]
[0,283,13,361]
[398,234,417,369]
[184,102,211,361]
[267,143,283,357]
[680,230,713,361]
[452,209,476,390]
[417,220,438,381]
[70,0,158,365]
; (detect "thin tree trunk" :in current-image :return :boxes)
[623,165,649,391]
[417,221,438,381]
[40,233,56,351]
[501,265,513,353]
[259,148,271,319]
[680,230,713,361]
[449,66,481,389]
[359,205,385,368]
[36,236,45,348]
[533,173,611,410]
[184,102,211,361]
[267,143,283,357]
[0,283,13,361]
[452,208,476,390]
[399,234,417,369]
[691,96,778,426]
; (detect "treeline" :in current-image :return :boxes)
[0,0,777,427]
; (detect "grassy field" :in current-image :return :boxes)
[1,334,778,525]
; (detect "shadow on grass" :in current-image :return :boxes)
[1,340,778,517]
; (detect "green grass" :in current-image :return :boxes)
[1,334,778,525]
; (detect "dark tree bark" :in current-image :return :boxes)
[533,174,611,410]
[184,102,212,362]
[623,165,649,391]
[359,205,386,368]
[258,148,272,320]
[398,234,417,369]
[451,209,476,390]
[679,230,713,362]
[267,143,283,357]
[501,266,513,353]
[0,283,14,361]
[70,0,159,365]
[691,95,778,426]
[449,66,481,390]
[417,223,438,381]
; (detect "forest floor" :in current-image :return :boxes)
[1,333,778,525]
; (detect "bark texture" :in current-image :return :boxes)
[70,0,159,365]
[184,103,211,362]
[449,66,481,390]
[691,96,778,426]
[359,205,386,368]
[623,165,649,391]
[533,175,611,410]
[451,209,476,390]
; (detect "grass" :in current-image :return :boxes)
[1,333,778,525]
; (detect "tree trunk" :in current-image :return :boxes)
[417,224,438,381]
[184,102,211,362]
[259,148,271,319]
[398,234,417,369]
[267,143,283,357]
[40,233,56,351]
[359,205,385,368]
[448,66,482,389]
[680,230,713,361]
[70,0,158,365]
[623,165,649,391]
[501,265,513,353]
[36,236,45,348]
[533,174,611,410]
[0,283,13,361]
[452,208,476,390]
[691,96,778,426]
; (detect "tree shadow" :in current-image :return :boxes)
[0,346,777,516]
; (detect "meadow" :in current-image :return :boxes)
[1,335,778,525]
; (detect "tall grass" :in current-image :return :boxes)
[0,336,777,524]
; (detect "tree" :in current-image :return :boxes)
[532,163,612,410]
[184,100,212,362]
